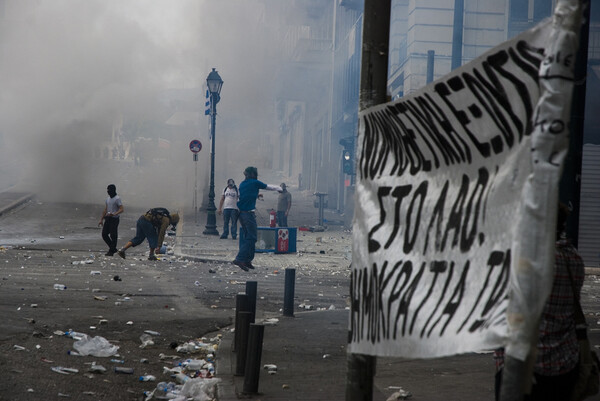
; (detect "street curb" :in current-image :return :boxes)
[0,193,34,217]
[215,328,238,401]
[585,267,600,276]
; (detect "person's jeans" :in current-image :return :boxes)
[276,211,287,227]
[102,216,120,252]
[222,209,239,238]
[236,211,257,263]
[131,217,158,249]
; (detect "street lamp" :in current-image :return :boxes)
[203,68,223,235]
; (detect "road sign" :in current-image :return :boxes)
[189,140,202,153]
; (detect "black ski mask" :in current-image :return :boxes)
[107,185,117,198]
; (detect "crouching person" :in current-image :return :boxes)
[118,208,179,261]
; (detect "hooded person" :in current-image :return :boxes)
[118,208,179,261]
[98,184,124,256]
[233,167,282,271]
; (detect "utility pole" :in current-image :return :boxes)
[346,0,391,400]
[559,0,590,247]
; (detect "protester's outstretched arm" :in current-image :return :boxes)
[266,184,283,192]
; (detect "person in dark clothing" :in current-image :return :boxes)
[494,203,585,401]
[118,208,179,261]
[98,184,124,256]
[233,167,282,271]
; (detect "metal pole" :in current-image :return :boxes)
[235,311,251,376]
[245,281,257,323]
[194,155,198,224]
[283,268,296,317]
[348,0,391,399]
[242,324,265,394]
[318,195,324,226]
[234,293,250,353]
[451,0,464,71]
[426,50,435,84]
[203,92,219,235]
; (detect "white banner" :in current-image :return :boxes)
[349,1,581,359]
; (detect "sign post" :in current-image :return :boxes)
[189,140,202,223]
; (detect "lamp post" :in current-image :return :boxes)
[203,68,223,235]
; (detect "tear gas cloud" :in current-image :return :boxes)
[0,0,293,208]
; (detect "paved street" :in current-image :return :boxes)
[1,192,599,401]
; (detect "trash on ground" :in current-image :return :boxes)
[88,363,107,373]
[114,367,134,374]
[51,366,79,375]
[264,364,277,375]
[176,340,215,355]
[386,387,412,400]
[73,335,119,357]
[140,333,154,348]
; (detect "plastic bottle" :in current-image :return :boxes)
[54,284,67,290]
[182,359,206,370]
[174,372,190,384]
[156,382,177,394]
[65,330,86,340]
[139,375,156,382]
[114,367,134,374]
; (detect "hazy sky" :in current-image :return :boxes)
[0,0,283,205]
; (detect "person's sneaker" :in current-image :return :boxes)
[105,251,115,256]
[232,259,249,272]
[232,236,237,240]
[246,262,255,270]
[220,235,227,239]
[148,255,158,261]
[117,250,126,259]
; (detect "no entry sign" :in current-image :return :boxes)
[189,140,202,153]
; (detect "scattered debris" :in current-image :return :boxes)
[386,387,412,400]
[51,366,79,375]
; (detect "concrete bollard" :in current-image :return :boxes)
[234,293,250,353]
[283,268,296,317]
[235,311,252,376]
[245,281,257,323]
[242,324,265,394]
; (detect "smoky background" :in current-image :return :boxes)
[0,0,313,210]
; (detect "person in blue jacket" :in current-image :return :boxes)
[233,166,282,271]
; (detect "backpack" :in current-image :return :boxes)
[224,186,239,198]
[147,208,170,225]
